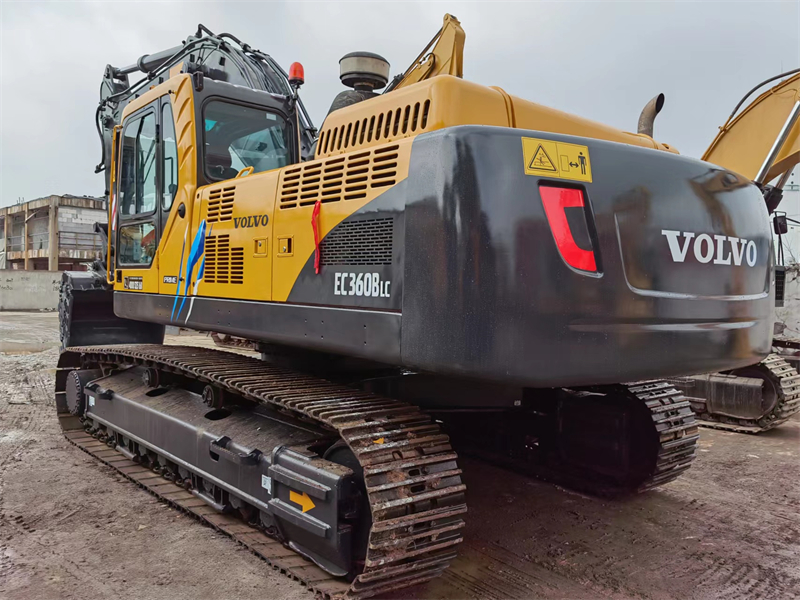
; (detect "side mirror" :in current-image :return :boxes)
[774,213,788,235]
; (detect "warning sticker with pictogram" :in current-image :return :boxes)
[528,144,557,172]
[522,137,593,183]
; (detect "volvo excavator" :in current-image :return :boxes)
[55,16,776,597]
[667,70,800,433]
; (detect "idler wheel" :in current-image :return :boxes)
[65,369,103,416]
[142,368,161,388]
[202,384,225,409]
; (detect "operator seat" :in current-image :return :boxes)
[206,148,239,181]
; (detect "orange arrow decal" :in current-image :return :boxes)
[289,490,316,513]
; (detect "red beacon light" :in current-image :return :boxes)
[288,62,305,88]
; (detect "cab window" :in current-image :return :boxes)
[119,111,157,216]
[118,222,157,265]
[203,101,290,181]
[161,102,178,211]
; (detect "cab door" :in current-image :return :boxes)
[115,101,161,293]
[157,96,183,296]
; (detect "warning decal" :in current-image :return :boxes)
[528,144,557,172]
[522,137,593,183]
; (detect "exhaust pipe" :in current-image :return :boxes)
[637,93,665,138]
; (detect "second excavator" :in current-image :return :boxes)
[668,69,800,432]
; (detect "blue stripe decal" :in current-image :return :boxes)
[170,229,188,320]
[177,220,207,318]
[196,254,206,282]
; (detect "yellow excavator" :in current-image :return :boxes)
[55,15,777,596]
[668,70,800,432]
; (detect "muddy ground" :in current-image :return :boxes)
[1,311,798,600]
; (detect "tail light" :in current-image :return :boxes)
[539,186,598,273]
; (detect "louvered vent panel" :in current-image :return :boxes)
[204,236,218,283]
[231,247,244,284]
[203,234,244,285]
[317,98,431,157]
[280,146,398,210]
[207,186,236,223]
[320,217,393,266]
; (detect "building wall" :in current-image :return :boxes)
[1,194,105,271]
[57,206,106,234]
[0,270,61,310]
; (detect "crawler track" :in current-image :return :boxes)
[686,355,800,433]
[56,344,467,599]
[623,381,700,492]
[433,381,699,497]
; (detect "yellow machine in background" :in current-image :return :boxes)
[669,68,800,432]
[704,71,800,189]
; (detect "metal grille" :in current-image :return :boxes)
[279,146,398,210]
[321,217,393,266]
[775,266,786,308]
[231,247,244,284]
[317,99,431,158]
[204,235,244,284]
[207,186,235,223]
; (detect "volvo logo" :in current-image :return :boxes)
[661,230,757,267]
[234,214,269,228]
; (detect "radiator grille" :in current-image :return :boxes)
[775,265,786,308]
[320,217,394,266]
[207,186,235,223]
[279,146,398,210]
[317,99,430,157]
[204,234,244,284]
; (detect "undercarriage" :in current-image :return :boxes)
[55,342,698,597]
[669,353,800,433]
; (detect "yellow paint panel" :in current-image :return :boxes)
[195,171,279,302]
[272,139,412,302]
[316,75,676,161]
[118,268,159,294]
[113,75,198,295]
[159,76,198,296]
[522,137,592,183]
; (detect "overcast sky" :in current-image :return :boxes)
[1,1,798,207]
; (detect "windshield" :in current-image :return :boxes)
[203,101,291,181]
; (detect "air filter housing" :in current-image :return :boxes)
[339,52,390,91]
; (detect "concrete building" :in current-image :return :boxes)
[0,195,105,271]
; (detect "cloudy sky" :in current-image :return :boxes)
[1,1,798,207]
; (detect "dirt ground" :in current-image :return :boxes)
[1,311,798,600]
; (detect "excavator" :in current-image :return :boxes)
[667,70,800,433]
[55,15,776,597]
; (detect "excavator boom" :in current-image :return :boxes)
[703,70,800,186]
[386,14,465,91]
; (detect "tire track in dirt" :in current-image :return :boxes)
[0,343,309,600]
[2,313,799,600]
